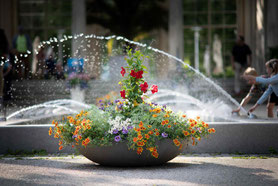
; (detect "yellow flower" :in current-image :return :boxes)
[152,114,157,118]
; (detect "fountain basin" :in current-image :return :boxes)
[1,122,278,155]
[77,139,187,166]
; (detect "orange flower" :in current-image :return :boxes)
[196,116,200,120]
[59,140,63,146]
[152,114,157,118]
[133,137,138,142]
[191,130,196,134]
[48,127,52,136]
[78,135,82,140]
[147,125,152,128]
[85,138,90,143]
[54,133,59,138]
[59,146,63,151]
[211,128,215,133]
[87,124,91,130]
[182,114,186,118]
[137,141,145,146]
[165,120,169,124]
[152,151,159,158]
[154,128,158,131]
[148,130,154,135]
[208,129,212,133]
[52,120,55,125]
[164,114,169,118]
[179,144,183,150]
[139,121,144,127]
[148,147,154,152]
[72,145,75,148]
[145,134,150,139]
[167,125,171,128]
[161,121,166,125]
[137,147,143,154]
[155,132,160,136]
[173,139,181,146]
[141,127,146,130]
[183,131,190,136]
[138,135,143,140]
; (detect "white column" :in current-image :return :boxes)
[71,0,86,57]
[168,0,184,71]
[192,27,201,71]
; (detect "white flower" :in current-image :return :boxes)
[107,116,133,134]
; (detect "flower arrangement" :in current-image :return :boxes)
[66,72,90,90]
[49,49,215,158]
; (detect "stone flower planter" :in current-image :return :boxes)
[78,139,188,167]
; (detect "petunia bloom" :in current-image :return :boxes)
[121,67,126,77]
[120,89,126,99]
[135,70,143,79]
[140,82,148,93]
[130,70,137,78]
[162,132,168,138]
[151,85,158,94]
[114,135,121,142]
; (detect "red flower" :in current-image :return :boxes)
[140,82,148,93]
[130,70,143,79]
[151,85,158,94]
[130,70,136,78]
[121,67,126,77]
[136,70,143,79]
[120,89,126,99]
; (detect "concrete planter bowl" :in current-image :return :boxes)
[77,139,188,167]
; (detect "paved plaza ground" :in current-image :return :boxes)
[0,154,278,186]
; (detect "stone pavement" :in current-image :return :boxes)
[0,154,278,186]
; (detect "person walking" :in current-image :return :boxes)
[231,35,252,96]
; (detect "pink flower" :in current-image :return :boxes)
[120,90,126,99]
[151,85,158,94]
[140,82,148,93]
[121,67,126,77]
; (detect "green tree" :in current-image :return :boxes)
[86,0,167,39]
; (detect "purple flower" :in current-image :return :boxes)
[118,104,123,109]
[114,135,121,142]
[100,103,104,106]
[113,129,119,134]
[72,135,77,139]
[114,99,120,103]
[122,129,128,134]
[99,99,103,103]
[127,125,133,130]
[162,132,168,138]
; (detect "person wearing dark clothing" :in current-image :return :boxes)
[231,35,252,95]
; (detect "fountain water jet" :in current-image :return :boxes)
[5,33,247,123]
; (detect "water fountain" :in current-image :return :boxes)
[4,34,245,122]
[0,34,277,155]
